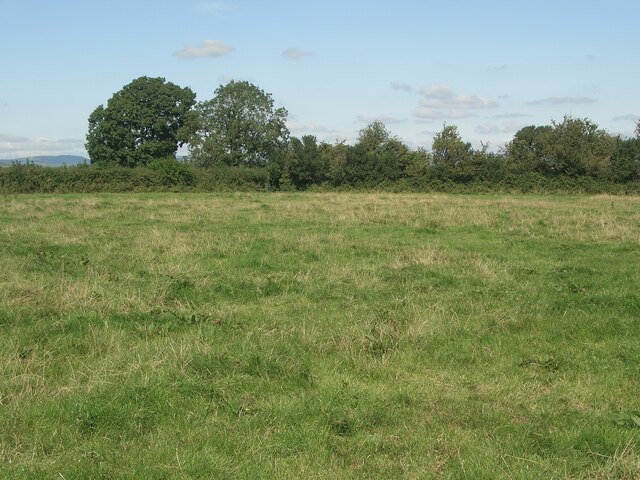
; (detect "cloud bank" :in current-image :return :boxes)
[282,48,313,60]
[287,120,339,135]
[0,133,86,159]
[393,82,498,120]
[414,108,474,120]
[173,39,234,59]
[612,114,639,122]
[356,115,406,125]
[493,112,533,119]
[390,82,416,94]
[526,96,597,106]
[475,122,527,136]
[418,85,498,109]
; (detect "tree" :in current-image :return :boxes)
[610,136,640,182]
[430,125,504,182]
[550,116,615,176]
[284,135,324,189]
[190,81,289,168]
[268,135,330,190]
[507,118,616,177]
[86,77,196,167]
[506,125,554,173]
[323,141,349,186]
[403,148,431,178]
[431,125,473,167]
[344,121,410,184]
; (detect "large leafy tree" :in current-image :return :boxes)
[506,125,554,173]
[190,81,289,167]
[507,117,615,177]
[550,116,615,176]
[86,77,196,167]
[610,136,640,182]
[430,125,499,182]
[344,121,410,184]
[269,135,330,190]
[431,125,473,167]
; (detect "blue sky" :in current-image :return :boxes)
[1,0,638,158]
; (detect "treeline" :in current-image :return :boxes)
[2,76,639,194]
[266,118,640,192]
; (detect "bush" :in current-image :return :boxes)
[148,158,195,186]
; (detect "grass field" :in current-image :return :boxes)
[0,192,638,479]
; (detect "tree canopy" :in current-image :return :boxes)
[507,117,616,177]
[431,125,473,167]
[189,81,289,168]
[344,121,411,183]
[86,77,196,167]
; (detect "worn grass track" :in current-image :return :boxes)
[0,192,639,478]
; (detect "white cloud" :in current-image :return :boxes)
[612,114,640,122]
[413,107,473,121]
[492,112,533,119]
[287,120,355,144]
[390,82,416,94]
[475,123,526,136]
[419,85,498,109]
[0,133,29,144]
[419,85,454,100]
[173,39,234,59]
[393,82,498,121]
[282,48,313,60]
[287,120,338,135]
[0,133,87,159]
[217,74,254,85]
[420,129,440,139]
[218,75,235,84]
[356,115,406,125]
[526,96,597,106]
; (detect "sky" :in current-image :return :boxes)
[1,0,638,159]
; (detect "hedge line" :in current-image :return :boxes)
[1,163,639,195]
[0,164,268,194]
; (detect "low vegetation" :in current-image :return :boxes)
[1,192,638,478]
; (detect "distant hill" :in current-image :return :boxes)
[0,155,88,167]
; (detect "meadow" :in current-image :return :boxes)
[0,192,638,479]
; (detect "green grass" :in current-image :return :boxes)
[0,192,638,479]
